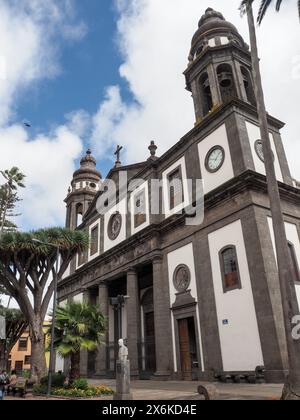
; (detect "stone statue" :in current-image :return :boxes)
[118,338,128,362]
[114,339,132,401]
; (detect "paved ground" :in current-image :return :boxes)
[89,379,283,401]
[3,380,284,401]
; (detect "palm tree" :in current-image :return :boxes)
[0,228,89,381]
[241,0,300,23]
[240,0,300,400]
[0,167,25,233]
[52,302,106,384]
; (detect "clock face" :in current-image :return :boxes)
[255,140,265,162]
[255,140,274,163]
[108,212,122,241]
[206,146,225,173]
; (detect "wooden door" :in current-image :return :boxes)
[178,319,192,381]
[144,311,156,373]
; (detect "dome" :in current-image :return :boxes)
[189,8,244,60]
[73,149,102,181]
[80,149,96,167]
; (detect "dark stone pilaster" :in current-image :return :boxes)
[241,208,287,382]
[193,234,223,375]
[152,256,172,378]
[272,131,293,186]
[96,282,109,377]
[126,268,140,377]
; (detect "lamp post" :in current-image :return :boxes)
[110,295,129,340]
[32,238,60,397]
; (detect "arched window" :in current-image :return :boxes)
[241,67,256,106]
[219,245,242,293]
[76,203,83,228]
[199,72,213,116]
[288,242,300,285]
[217,64,237,104]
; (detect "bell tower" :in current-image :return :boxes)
[65,149,102,229]
[185,8,256,124]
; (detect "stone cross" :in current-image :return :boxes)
[114,145,123,167]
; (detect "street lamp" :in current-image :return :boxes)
[32,238,60,397]
[110,295,130,340]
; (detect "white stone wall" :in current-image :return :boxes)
[208,219,264,371]
[104,198,127,252]
[246,121,283,182]
[198,124,234,194]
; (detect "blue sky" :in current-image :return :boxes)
[15,0,127,176]
[0,0,299,232]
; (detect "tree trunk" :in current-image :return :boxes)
[69,351,81,385]
[30,318,47,383]
[0,341,7,371]
[246,4,300,399]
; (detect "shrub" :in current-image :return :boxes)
[33,382,114,399]
[40,373,66,388]
[73,378,88,390]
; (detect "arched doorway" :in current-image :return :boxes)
[141,288,156,376]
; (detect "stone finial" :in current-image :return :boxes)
[148,141,158,160]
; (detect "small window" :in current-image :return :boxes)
[90,225,99,256]
[168,167,184,210]
[24,355,31,366]
[288,242,300,285]
[18,337,28,351]
[15,361,23,375]
[219,246,241,293]
[134,191,147,228]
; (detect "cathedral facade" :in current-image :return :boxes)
[58,8,300,383]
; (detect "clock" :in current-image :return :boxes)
[108,212,122,241]
[255,140,265,162]
[173,264,191,293]
[255,139,275,163]
[205,146,225,173]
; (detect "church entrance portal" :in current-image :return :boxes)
[178,317,197,381]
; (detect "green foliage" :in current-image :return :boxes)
[51,302,106,358]
[73,378,88,390]
[0,227,89,256]
[40,373,66,388]
[0,167,26,234]
[33,383,114,399]
[240,0,300,23]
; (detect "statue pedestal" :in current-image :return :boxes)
[114,360,133,401]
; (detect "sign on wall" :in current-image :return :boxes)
[0,316,5,340]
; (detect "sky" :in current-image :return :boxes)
[0,0,299,232]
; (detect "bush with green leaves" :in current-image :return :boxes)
[33,383,114,399]
[40,373,66,388]
[72,378,88,390]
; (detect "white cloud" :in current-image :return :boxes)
[0,0,86,230]
[92,0,300,179]
[0,124,82,229]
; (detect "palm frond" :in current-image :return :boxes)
[257,0,273,24]
[49,301,107,357]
